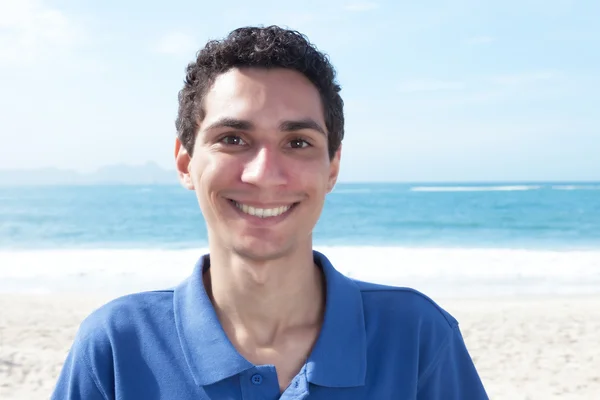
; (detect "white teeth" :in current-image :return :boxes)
[233,201,292,218]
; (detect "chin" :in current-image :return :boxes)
[231,242,293,263]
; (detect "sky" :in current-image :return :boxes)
[0,0,598,182]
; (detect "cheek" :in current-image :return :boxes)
[288,162,330,191]
[193,155,241,187]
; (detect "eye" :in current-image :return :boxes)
[220,135,247,146]
[288,138,311,149]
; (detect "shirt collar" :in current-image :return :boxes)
[173,250,367,388]
[174,254,254,386]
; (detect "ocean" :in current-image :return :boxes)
[1,182,600,297]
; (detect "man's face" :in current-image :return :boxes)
[176,67,340,262]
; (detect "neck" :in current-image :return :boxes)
[204,245,325,347]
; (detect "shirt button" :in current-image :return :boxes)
[251,374,263,385]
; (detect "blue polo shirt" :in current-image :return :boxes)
[52,251,488,399]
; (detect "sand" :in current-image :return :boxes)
[1,294,599,400]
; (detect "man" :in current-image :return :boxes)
[52,26,488,399]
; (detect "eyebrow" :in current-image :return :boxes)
[204,117,253,132]
[205,117,326,136]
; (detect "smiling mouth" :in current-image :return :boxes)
[228,199,298,218]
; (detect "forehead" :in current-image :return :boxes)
[201,67,325,127]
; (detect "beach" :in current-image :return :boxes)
[1,183,599,399]
[2,290,600,399]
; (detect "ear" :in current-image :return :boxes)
[327,145,342,193]
[175,138,195,190]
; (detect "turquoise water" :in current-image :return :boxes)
[1,183,599,250]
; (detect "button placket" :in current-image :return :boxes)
[279,365,310,400]
[240,366,279,400]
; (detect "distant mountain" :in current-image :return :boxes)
[0,162,179,185]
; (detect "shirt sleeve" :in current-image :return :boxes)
[417,324,489,400]
[51,325,113,400]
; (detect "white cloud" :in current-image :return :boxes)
[466,35,495,45]
[490,71,555,86]
[344,2,379,12]
[0,0,82,66]
[153,32,198,56]
[392,70,563,108]
[397,80,465,93]
[396,71,557,96]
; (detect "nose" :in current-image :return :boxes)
[241,146,287,187]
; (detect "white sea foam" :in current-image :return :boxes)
[551,185,600,191]
[331,188,373,194]
[2,247,599,298]
[410,185,541,192]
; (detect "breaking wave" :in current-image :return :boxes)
[410,185,541,192]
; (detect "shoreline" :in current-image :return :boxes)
[2,246,600,298]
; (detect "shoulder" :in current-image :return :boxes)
[52,290,177,399]
[353,279,458,329]
[352,279,459,367]
[352,280,489,397]
[75,289,175,350]
[79,290,175,328]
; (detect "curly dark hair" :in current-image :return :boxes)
[175,25,344,160]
